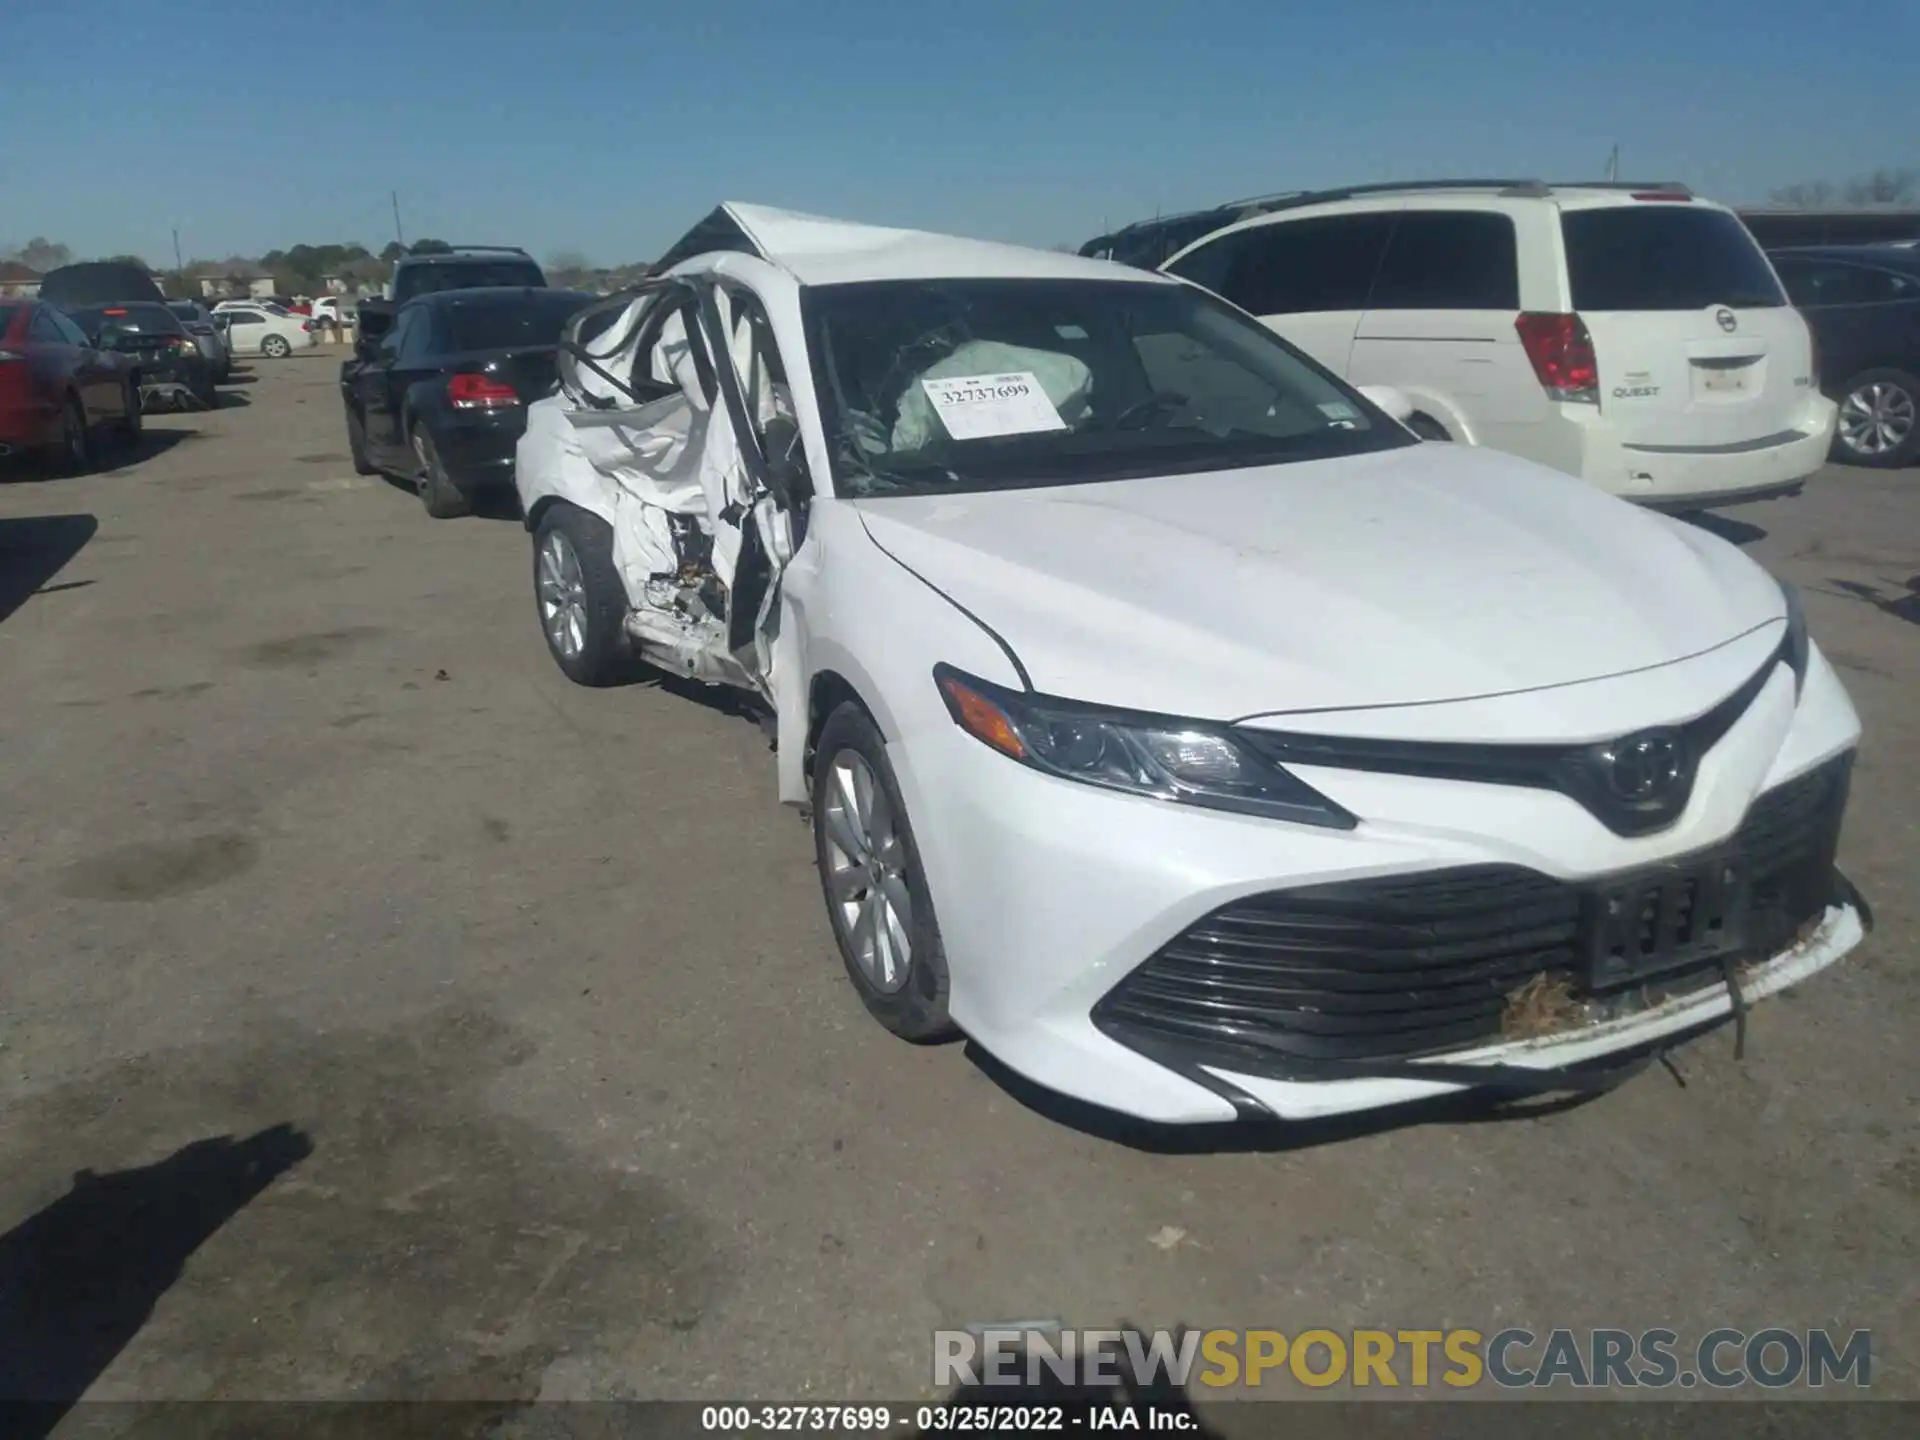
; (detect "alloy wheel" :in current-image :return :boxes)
[818,750,914,994]
[536,531,590,661]
[1838,381,1916,457]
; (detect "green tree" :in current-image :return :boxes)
[410,238,452,255]
[10,237,72,271]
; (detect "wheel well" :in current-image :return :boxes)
[1408,411,1451,440]
[805,670,880,780]
[523,494,563,534]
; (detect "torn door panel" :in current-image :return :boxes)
[517,281,795,689]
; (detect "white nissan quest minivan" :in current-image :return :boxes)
[1156,181,1837,510]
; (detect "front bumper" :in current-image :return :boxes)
[898,645,1866,1124]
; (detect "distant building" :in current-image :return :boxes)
[1738,207,1920,248]
[0,260,41,297]
[196,260,273,299]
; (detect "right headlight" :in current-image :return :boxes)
[934,664,1356,830]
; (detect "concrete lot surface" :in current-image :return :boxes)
[1,356,1915,1414]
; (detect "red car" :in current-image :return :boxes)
[0,299,141,472]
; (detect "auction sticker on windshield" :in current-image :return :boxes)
[923,372,1068,440]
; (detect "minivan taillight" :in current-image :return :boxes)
[1515,312,1599,404]
[447,372,520,409]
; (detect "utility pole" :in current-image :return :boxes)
[171,227,184,272]
[391,190,405,248]
[1605,144,1620,183]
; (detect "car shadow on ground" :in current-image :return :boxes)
[0,513,99,625]
[965,1043,1640,1155]
[1676,509,1768,546]
[209,392,252,410]
[96,430,198,474]
[1826,575,1920,626]
[0,1125,311,1436]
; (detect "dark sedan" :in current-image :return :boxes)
[1770,244,1920,467]
[166,299,233,383]
[66,303,217,411]
[340,287,596,517]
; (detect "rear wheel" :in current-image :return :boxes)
[117,377,143,443]
[532,504,633,686]
[345,403,376,475]
[812,703,956,1042]
[261,333,292,359]
[411,424,470,518]
[1833,369,1918,468]
[46,395,92,475]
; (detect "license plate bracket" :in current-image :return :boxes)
[1582,852,1749,990]
[1696,364,1754,396]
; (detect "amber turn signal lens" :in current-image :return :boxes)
[939,675,1026,759]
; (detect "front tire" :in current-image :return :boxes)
[812,702,957,1042]
[1408,413,1452,442]
[532,504,633,686]
[261,334,292,359]
[1833,369,1918,468]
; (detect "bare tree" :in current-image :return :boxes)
[546,249,593,286]
[1770,168,1917,208]
[1768,180,1835,207]
[1841,168,1918,205]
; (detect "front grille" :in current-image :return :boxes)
[1093,754,1852,1075]
[1237,647,1786,839]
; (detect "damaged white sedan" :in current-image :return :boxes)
[513,203,1870,1125]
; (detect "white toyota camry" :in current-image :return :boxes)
[513,203,1869,1126]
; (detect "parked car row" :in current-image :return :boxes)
[1087,178,1919,493]
[0,257,322,474]
[332,202,1870,1128]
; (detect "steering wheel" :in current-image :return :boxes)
[1113,392,1190,430]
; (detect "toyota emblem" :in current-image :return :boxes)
[1605,731,1686,802]
[1715,307,1737,333]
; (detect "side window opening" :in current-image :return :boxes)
[1172,214,1396,317]
[1367,211,1520,311]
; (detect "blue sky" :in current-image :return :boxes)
[5,0,1914,268]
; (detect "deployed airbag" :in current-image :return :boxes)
[891,340,1093,451]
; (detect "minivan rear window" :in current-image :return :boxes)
[1562,207,1786,311]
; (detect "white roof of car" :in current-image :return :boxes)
[710,202,1164,288]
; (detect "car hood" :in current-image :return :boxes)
[851,443,1784,720]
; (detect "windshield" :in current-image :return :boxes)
[444,291,591,351]
[1562,206,1787,311]
[802,277,1411,498]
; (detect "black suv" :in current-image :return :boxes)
[390,246,546,302]
[358,247,547,349]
